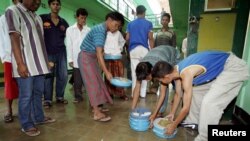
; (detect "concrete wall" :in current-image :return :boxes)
[197,13,236,52]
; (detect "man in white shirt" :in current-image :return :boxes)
[66,8,90,103]
[104,30,128,100]
[104,31,125,56]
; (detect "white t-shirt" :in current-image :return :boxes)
[104,31,125,56]
[0,15,11,63]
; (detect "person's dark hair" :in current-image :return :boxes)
[136,62,152,81]
[136,5,146,15]
[48,0,61,5]
[161,13,171,20]
[105,11,124,26]
[76,8,88,17]
[152,61,174,78]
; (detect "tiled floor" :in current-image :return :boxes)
[0,82,199,141]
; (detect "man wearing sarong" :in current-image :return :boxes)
[78,11,124,122]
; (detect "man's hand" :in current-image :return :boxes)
[17,63,29,78]
[149,114,157,128]
[165,114,174,121]
[165,122,177,135]
[105,71,113,81]
[69,62,73,68]
[48,62,54,69]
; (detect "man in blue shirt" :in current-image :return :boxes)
[126,5,154,98]
[40,0,69,108]
[152,51,249,141]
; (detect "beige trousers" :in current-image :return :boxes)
[183,53,249,141]
[130,46,149,98]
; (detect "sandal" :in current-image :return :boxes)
[21,127,40,137]
[120,95,129,101]
[91,107,109,113]
[35,117,56,125]
[4,114,13,123]
[43,102,52,109]
[93,115,111,122]
[56,99,68,104]
[99,107,109,112]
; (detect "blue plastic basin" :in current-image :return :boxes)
[129,107,151,132]
[152,118,177,139]
[104,54,122,60]
[152,128,177,139]
[111,77,132,88]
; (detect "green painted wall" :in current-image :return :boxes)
[133,0,154,16]
[0,0,11,14]
[38,0,104,27]
[232,0,250,58]
[169,0,189,49]
[236,11,250,115]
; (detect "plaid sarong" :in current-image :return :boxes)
[78,51,113,107]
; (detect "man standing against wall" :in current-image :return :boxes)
[40,0,69,108]
[126,5,154,98]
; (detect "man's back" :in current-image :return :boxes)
[142,45,181,66]
[127,18,153,51]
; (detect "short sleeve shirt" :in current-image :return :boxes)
[80,23,107,53]
[5,3,50,77]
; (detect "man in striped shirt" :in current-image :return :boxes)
[78,11,124,122]
[5,0,55,136]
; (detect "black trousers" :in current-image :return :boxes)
[73,68,84,99]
